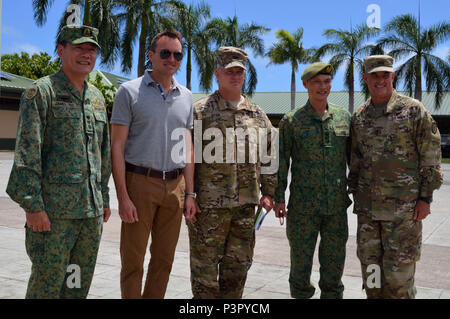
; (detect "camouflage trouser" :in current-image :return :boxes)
[25,216,103,299]
[187,204,256,299]
[287,212,348,299]
[357,214,422,299]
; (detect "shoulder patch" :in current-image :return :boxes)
[432,121,438,134]
[25,87,37,100]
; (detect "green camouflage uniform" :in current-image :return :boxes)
[275,99,351,299]
[349,89,443,299]
[6,25,111,299]
[188,90,277,299]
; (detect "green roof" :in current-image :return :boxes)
[2,70,448,116]
[0,71,35,91]
[193,91,450,116]
[90,70,130,89]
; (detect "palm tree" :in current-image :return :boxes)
[267,28,315,110]
[115,0,178,77]
[170,1,213,91]
[315,23,379,113]
[32,0,121,68]
[377,14,450,109]
[205,15,270,95]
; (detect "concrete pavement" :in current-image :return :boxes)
[0,151,449,299]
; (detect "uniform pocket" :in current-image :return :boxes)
[93,111,107,142]
[47,173,84,184]
[43,174,83,212]
[51,105,82,137]
[294,126,317,151]
[384,218,422,266]
[25,225,47,264]
[52,105,81,118]
[93,111,107,123]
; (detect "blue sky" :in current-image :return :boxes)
[1,0,449,92]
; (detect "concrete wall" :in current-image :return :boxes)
[0,110,18,139]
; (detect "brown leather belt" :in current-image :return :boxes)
[125,162,183,180]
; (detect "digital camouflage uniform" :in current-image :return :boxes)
[349,89,443,299]
[276,95,351,299]
[188,88,277,299]
[6,26,111,299]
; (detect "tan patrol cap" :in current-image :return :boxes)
[301,62,333,81]
[217,46,248,70]
[58,25,100,48]
[364,55,394,73]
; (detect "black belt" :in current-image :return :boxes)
[125,162,183,180]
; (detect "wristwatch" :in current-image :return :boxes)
[185,192,197,199]
[418,196,432,204]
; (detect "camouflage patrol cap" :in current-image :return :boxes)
[217,46,248,70]
[58,25,100,48]
[364,55,394,73]
[301,62,333,81]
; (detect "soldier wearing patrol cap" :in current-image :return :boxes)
[7,25,111,298]
[187,46,277,298]
[274,62,352,299]
[349,55,443,298]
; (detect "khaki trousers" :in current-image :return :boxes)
[120,171,185,299]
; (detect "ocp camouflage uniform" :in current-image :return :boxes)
[187,91,277,299]
[275,101,351,299]
[349,90,443,298]
[6,68,111,298]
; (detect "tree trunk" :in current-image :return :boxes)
[349,87,354,114]
[186,45,192,90]
[415,55,422,101]
[83,0,91,26]
[137,9,149,77]
[348,60,355,114]
[290,66,296,110]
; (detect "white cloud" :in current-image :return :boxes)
[1,25,23,38]
[432,46,449,60]
[9,43,42,55]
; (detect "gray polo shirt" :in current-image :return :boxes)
[111,70,193,171]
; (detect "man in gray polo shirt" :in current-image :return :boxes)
[111,30,197,299]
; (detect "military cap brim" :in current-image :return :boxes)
[366,66,394,73]
[224,61,247,70]
[71,37,100,47]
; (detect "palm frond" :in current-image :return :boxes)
[244,59,258,96]
[32,0,55,26]
[314,43,346,60]
[384,14,419,45]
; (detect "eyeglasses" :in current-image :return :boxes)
[159,49,183,61]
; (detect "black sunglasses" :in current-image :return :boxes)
[159,49,183,61]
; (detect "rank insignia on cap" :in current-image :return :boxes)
[25,88,37,100]
[325,66,332,73]
[83,28,92,36]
